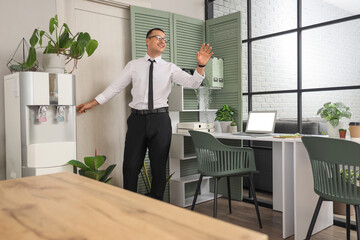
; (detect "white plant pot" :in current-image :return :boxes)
[42,54,66,73]
[229,125,237,133]
[220,121,231,133]
[214,121,222,133]
[326,121,349,138]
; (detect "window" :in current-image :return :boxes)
[213,0,360,132]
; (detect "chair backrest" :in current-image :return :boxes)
[302,136,360,205]
[189,130,256,177]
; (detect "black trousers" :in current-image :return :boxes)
[123,111,172,200]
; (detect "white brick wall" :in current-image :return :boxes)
[214,0,360,121]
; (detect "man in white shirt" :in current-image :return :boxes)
[77,28,213,200]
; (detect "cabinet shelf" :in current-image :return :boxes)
[169,134,215,207]
[183,153,197,160]
[172,174,211,184]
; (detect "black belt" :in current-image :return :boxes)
[131,107,168,115]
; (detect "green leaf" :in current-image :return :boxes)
[63,23,72,36]
[94,156,105,169]
[84,157,96,170]
[59,31,70,48]
[78,169,85,176]
[49,15,58,34]
[85,171,97,180]
[70,42,80,58]
[86,39,98,56]
[99,164,116,182]
[84,156,105,170]
[96,170,106,180]
[29,29,39,47]
[77,32,90,48]
[39,30,45,46]
[44,41,56,54]
[105,177,112,184]
[25,47,37,68]
[67,160,92,171]
[166,172,175,183]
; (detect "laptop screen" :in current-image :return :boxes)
[246,111,277,133]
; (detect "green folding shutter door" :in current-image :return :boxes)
[173,14,205,69]
[130,6,173,61]
[206,12,242,128]
[173,14,204,121]
[206,12,243,200]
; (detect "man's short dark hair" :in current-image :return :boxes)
[146,28,164,38]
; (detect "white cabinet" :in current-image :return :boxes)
[169,134,219,207]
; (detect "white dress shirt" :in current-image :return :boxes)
[95,54,205,110]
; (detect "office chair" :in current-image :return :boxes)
[302,136,360,240]
[189,130,262,228]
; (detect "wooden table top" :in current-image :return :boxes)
[0,172,268,240]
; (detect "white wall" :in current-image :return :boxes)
[0,0,57,180]
[150,0,204,19]
[214,0,360,122]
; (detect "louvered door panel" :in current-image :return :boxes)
[206,12,242,126]
[131,6,173,61]
[173,14,204,69]
[206,12,243,200]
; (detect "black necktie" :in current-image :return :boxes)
[148,59,155,111]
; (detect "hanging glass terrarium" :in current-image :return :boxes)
[7,38,38,73]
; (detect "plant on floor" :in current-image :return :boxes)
[68,154,116,183]
[25,14,98,73]
[340,169,359,185]
[317,102,351,127]
[140,162,174,195]
[215,104,236,122]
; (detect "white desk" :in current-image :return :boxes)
[171,132,333,239]
[209,133,333,240]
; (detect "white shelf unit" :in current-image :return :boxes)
[169,134,220,207]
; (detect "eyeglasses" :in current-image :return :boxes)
[148,35,169,43]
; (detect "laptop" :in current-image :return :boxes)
[233,111,277,136]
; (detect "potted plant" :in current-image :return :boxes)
[334,169,360,216]
[229,121,237,133]
[25,15,98,73]
[338,129,347,139]
[317,102,351,138]
[140,162,174,196]
[215,104,236,133]
[68,155,116,183]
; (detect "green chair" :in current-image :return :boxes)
[189,130,262,228]
[302,136,360,240]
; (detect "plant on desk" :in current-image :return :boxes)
[68,155,116,183]
[215,104,236,133]
[339,128,347,139]
[317,102,351,138]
